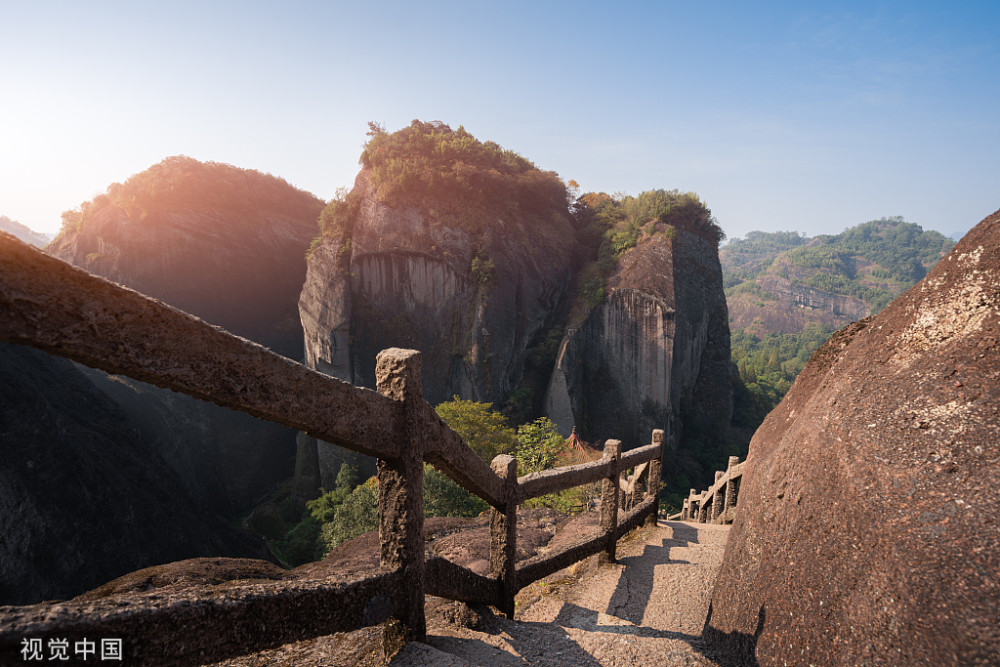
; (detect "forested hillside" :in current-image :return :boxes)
[724,217,953,432]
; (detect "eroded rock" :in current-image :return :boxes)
[705,209,1000,666]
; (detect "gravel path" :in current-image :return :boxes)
[392,520,731,666]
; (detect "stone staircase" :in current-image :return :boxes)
[392,521,730,667]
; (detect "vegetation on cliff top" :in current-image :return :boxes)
[567,188,723,324]
[318,120,570,243]
[361,120,567,217]
[59,155,323,235]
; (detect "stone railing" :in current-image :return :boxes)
[0,232,665,666]
[675,456,744,524]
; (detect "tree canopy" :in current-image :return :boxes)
[60,155,323,234]
[357,120,568,229]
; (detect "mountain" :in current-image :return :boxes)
[298,120,575,487]
[0,158,326,603]
[722,218,953,337]
[545,189,733,494]
[45,156,326,509]
[722,219,955,436]
[297,121,735,498]
[0,215,51,247]
[49,156,324,359]
[706,208,1000,667]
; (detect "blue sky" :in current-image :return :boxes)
[1,0,997,240]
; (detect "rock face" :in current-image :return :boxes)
[546,229,732,450]
[705,209,1000,666]
[73,366,296,515]
[0,343,265,605]
[301,171,571,405]
[46,157,323,514]
[730,274,870,333]
[299,170,572,487]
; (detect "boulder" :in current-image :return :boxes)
[705,209,1000,666]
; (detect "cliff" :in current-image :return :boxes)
[705,209,1000,666]
[0,342,265,605]
[43,157,323,514]
[730,273,870,333]
[545,223,732,464]
[298,122,574,488]
[300,136,735,493]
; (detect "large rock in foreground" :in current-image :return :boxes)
[705,210,1000,666]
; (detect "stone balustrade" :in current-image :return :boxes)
[675,455,744,524]
[0,232,666,666]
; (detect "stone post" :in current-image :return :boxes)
[600,439,622,564]
[724,456,740,519]
[375,348,426,642]
[489,454,518,619]
[698,495,709,523]
[686,488,697,522]
[712,471,725,522]
[645,429,664,527]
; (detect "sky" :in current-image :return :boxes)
[1,0,998,241]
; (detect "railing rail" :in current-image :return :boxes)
[677,456,744,524]
[0,232,666,666]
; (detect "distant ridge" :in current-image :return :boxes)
[721,217,954,336]
[0,216,51,247]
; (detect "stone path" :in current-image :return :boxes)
[392,520,731,666]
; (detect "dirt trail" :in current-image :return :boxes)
[392,520,730,666]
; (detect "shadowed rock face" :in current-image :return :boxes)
[546,229,732,450]
[0,343,265,605]
[48,203,321,361]
[45,160,324,514]
[705,209,1000,667]
[299,171,573,486]
[302,171,572,406]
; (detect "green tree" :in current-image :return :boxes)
[515,417,567,474]
[318,477,378,555]
[435,396,517,462]
[423,464,487,518]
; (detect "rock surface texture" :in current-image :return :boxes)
[299,169,573,485]
[546,229,732,449]
[705,209,1000,666]
[0,343,264,605]
[301,170,572,406]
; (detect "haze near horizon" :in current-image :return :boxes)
[1,0,997,241]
